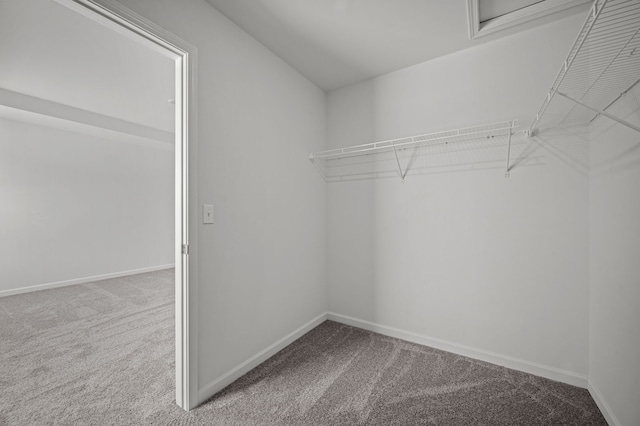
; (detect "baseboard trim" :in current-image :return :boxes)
[197,312,328,404]
[0,264,175,298]
[196,311,590,407]
[588,379,621,426]
[327,312,588,388]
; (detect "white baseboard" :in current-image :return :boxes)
[0,264,175,298]
[197,311,591,407]
[197,312,328,404]
[588,379,620,426]
[327,312,588,388]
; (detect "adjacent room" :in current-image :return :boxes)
[0,0,177,422]
[1,0,638,425]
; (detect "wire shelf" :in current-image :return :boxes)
[310,120,518,181]
[529,0,640,135]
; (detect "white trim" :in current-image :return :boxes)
[466,0,481,40]
[198,313,329,404]
[55,0,199,411]
[198,311,590,404]
[588,379,621,426]
[0,265,175,298]
[56,0,184,59]
[466,0,592,40]
[327,312,588,388]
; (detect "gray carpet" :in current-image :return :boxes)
[186,322,607,426]
[1,271,606,425]
[0,269,179,425]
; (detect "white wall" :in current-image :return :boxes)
[327,13,591,382]
[0,0,177,294]
[113,0,327,397]
[0,118,174,294]
[589,84,640,426]
[0,0,175,133]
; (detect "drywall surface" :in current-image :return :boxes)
[327,13,590,378]
[114,0,327,395]
[0,0,175,133]
[589,85,640,426]
[0,118,174,292]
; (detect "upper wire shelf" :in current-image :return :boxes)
[310,120,518,182]
[528,0,640,135]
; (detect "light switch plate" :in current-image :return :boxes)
[203,204,214,224]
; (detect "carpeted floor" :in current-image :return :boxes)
[0,269,179,426]
[0,271,607,425]
[191,323,607,426]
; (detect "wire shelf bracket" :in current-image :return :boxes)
[557,91,640,133]
[310,120,519,182]
[505,125,514,178]
[527,0,640,136]
[392,140,409,183]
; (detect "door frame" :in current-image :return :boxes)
[55,0,199,410]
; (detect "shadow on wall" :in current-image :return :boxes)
[532,124,590,177]
[533,82,640,179]
[590,87,640,177]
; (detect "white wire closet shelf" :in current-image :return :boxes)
[310,120,519,182]
[528,0,640,135]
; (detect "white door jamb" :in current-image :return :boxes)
[53,0,199,410]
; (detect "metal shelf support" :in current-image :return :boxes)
[557,91,640,134]
[392,142,408,183]
[505,122,514,178]
[309,120,519,182]
[527,0,607,136]
[528,0,640,136]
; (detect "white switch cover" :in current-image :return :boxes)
[203,204,214,224]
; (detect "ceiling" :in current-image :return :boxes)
[205,0,590,91]
[0,0,175,133]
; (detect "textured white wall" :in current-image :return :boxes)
[327,13,591,378]
[114,0,328,394]
[589,85,640,426]
[0,118,174,293]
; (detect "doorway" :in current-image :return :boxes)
[0,0,198,412]
[55,0,198,410]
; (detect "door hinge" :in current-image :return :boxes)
[182,244,189,255]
